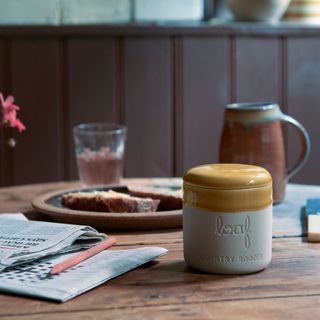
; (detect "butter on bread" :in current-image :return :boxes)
[61,190,160,213]
[128,185,182,211]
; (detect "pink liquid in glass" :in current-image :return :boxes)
[76,148,123,186]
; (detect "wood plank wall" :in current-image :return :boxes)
[180,36,230,176]
[123,38,173,177]
[0,32,318,186]
[67,38,118,179]
[0,39,5,186]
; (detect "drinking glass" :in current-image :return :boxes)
[73,123,127,186]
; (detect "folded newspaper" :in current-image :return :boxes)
[0,215,107,271]
[0,214,167,302]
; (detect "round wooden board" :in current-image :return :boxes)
[31,185,182,230]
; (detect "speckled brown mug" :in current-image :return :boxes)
[219,102,311,204]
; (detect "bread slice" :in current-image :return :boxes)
[61,190,160,213]
[128,186,182,211]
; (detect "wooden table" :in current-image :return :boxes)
[1,180,320,319]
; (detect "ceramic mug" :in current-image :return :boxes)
[219,102,311,204]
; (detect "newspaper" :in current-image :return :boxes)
[0,216,106,271]
[0,213,27,220]
[0,246,167,302]
[0,215,168,302]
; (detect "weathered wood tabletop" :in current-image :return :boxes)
[0,179,320,319]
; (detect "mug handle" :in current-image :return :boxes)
[280,113,311,180]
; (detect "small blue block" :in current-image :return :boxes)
[306,198,320,216]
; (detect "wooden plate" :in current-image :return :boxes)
[32,185,182,231]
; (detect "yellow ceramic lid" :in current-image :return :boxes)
[184,163,271,189]
[183,163,272,212]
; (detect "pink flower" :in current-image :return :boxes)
[0,92,26,132]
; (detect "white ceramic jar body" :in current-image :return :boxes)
[183,163,273,275]
[183,205,272,274]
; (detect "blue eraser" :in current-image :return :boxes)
[306,198,320,215]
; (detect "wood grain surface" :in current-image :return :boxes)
[0,179,320,319]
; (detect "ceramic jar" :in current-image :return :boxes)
[183,163,273,274]
[284,0,320,22]
[219,102,310,204]
[225,0,292,22]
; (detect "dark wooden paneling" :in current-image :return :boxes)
[10,38,62,185]
[287,38,320,184]
[173,37,183,177]
[179,36,230,175]
[0,40,5,186]
[234,37,282,103]
[123,38,173,177]
[0,39,14,187]
[0,30,318,187]
[67,38,117,180]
